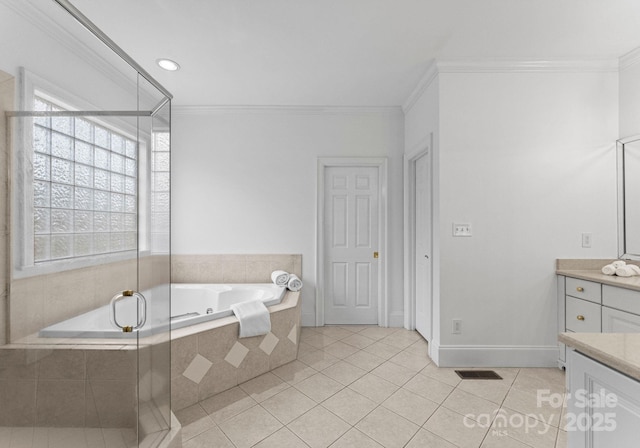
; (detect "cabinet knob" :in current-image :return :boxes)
[576,287,584,292]
[577,315,585,321]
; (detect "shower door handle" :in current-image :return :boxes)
[110,290,147,332]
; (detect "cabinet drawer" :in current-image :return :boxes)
[602,285,640,315]
[566,296,601,332]
[566,277,601,303]
[602,307,640,333]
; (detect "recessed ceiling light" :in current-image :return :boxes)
[156,58,180,71]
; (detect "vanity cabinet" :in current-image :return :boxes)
[558,276,640,368]
[567,350,640,448]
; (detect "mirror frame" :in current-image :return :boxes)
[618,134,640,260]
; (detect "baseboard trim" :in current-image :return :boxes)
[435,344,559,368]
[301,313,316,327]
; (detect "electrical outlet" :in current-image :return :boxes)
[452,319,462,334]
[582,233,592,248]
[453,223,472,237]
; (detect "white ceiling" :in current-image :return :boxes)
[71,0,640,107]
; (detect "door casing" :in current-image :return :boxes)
[316,157,388,327]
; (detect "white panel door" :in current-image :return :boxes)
[414,153,431,339]
[324,166,379,324]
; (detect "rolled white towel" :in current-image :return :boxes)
[615,265,640,277]
[287,274,303,292]
[612,260,627,268]
[601,264,617,276]
[271,270,290,287]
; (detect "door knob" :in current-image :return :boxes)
[425,255,429,259]
[373,251,379,259]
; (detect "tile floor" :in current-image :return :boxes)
[0,427,138,448]
[176,326,568,448]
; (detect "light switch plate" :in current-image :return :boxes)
[453,223,472,237]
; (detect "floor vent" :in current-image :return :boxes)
[455,370,502,380]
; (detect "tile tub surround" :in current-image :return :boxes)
[0,346,137,428]
[171,254,302,284]
[8,254,169,342]
[171,290,301,411]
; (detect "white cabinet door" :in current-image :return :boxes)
[602,307,640,333]
[324,166,379,324]
[568,351,640,448]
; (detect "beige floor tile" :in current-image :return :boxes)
[555,429,566,448]
[491,368,520,385]
[341,333,376,349]
[298,342,319,357]
[388,349,430,372]
[370,360,417,386]
[355,406,419,448]
[456,378,511,404]
[403,339,429,356]
[442,388,501,423]
[379,331,420,350]
[362,341,403,359]
[322,388,377,425]
[313,326,353,340]
[424,406,490,448]
[289,406,350,448]
[218,405,282,448]
[261,387,316,424]
[343,350,386,372]
[253,427,309,448]
[419,363,462,387]
[405,428,457,448]
[183,426,234,448]
[512,368,566,395]
[174,403,216,441]
[272,360,317,385]
[294,372,344,403]
[503,386,562,427]
[337,325,372,333]
[382,387,438,425]
[238,372,289,402]
[330,428,383,448]
[322,341,360,359]
[321,360,367,386]
[349,373,399,404]
[359,327,399,341]
[298,349,340,371]
[492,408,558,448]
[481,432,530,447]
[200,386,258,424]
[403,373,454,404]
[300,332,337,349]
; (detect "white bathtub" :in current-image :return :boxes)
[38,283,286,339]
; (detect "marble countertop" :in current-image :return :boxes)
[556,259,640,292]
[559,332,640,381]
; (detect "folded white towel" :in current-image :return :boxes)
[615,265,640,277]
[230,300,271,338]
[271,270,290,287]
[287,274,303,292]
[612,260,627,268]
[602,264,617,275]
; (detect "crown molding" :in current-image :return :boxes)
[436,59,618,74]
[1,0,143,102]
[172,105,403,116]
[620,47,640,71]
[402,61,438,114]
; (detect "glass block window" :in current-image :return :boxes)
[32,97,137,263]
[150,132,170,253]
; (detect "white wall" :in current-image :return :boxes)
[620,49,640,137]
[406,66,618,366]
[171,108,405,326]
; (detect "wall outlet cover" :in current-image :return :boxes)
[453,223,472,237]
